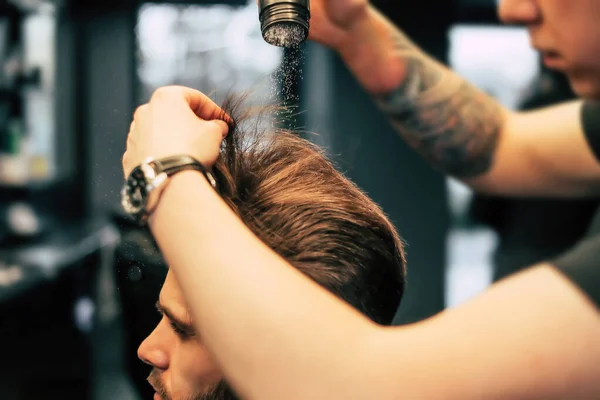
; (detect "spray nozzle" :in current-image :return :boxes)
[259,0,310,48]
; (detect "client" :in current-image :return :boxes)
[137,96,407,400]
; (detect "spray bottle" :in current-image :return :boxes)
[258,0,310,48]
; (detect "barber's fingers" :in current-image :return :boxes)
[127,105,146,154]
[133,104,148,126]
[150,86,233,126]
[131,104,150,141]
[207,119,230,139]
[129,87,230,164]
[122,151,131,179]
[126,130,135,150]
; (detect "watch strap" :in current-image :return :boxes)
[150,155,217,188]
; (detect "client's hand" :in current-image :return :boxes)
[122,86,230,177]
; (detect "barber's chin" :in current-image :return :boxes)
[568,75,600,100]
[154,393,161,400]
[587,89,600,101]
[575,86,600,101]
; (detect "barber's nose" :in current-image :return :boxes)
[138,327,169,370]
[498,0,541,25]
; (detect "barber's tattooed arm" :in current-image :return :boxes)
[375,31,506,178]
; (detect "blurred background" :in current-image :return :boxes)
[1,0,591,398]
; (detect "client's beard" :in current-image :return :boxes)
[198,381,237,400]
[148,369,238,400]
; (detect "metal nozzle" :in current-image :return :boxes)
[259,0,310,48]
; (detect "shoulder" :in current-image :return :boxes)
[581,101,600,162]
[588,206,600,236]
[552,206,600,310]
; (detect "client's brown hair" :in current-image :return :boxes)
[211,95,406,325]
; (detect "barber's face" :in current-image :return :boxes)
[138,270,238,400]
[498,0,600,99]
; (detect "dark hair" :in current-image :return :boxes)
[211,95,406,325]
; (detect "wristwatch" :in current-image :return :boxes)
[121,155,217,224]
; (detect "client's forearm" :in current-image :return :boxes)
[149,171,379,400]
[339,7,510,179]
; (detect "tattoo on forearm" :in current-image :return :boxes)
[376,32,505,178]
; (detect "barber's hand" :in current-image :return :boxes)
[307,0,369,50]
[308,0,402,94]
[123,86,230,178]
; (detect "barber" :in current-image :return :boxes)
[121,0,600,398]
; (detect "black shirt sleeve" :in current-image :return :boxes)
[552,234,600,308]
[551,101,600,308]
[581,101,600,161]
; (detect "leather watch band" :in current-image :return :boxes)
[149,155,216,188]
[150,155,203,175]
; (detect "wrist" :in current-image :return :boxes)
[148,169,216,229]
[336,6,407,94]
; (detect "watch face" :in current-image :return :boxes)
[121,166,150,216]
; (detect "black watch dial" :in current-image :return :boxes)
[121,166,150,216]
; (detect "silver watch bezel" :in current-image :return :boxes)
[121,158,168,221]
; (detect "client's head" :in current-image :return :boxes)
[137,96,407,400]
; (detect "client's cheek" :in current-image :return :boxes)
[180,344,224,392]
